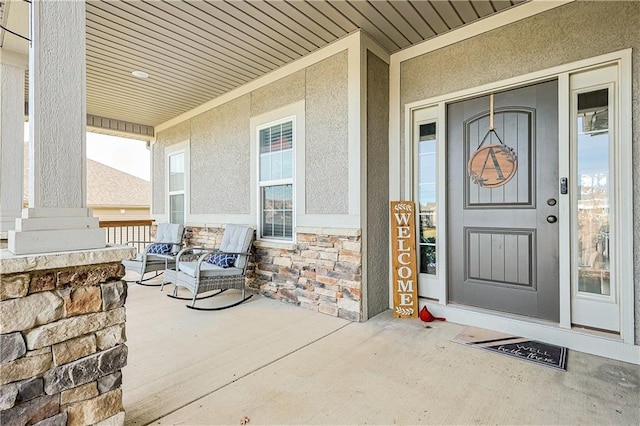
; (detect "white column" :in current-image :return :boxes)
[8,0,104,255]
[0,49,28,237]
[28,0,87,208]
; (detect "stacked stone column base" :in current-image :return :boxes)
[0,247,134,425]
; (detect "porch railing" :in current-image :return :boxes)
[100,220,154,254]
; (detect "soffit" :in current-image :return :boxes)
[2,0,526,131]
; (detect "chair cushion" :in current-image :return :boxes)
[148,243,172,254]
[178,262,243,278]
[156,223,184,244]
[219,224,254,269]
[206,253,237,268]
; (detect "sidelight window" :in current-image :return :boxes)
[575,88,611,296]
[417,122,437,275]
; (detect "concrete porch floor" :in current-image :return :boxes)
[122,273,639,425]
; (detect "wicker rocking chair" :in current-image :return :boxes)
[167,224,254,310]
[122,223,184,286]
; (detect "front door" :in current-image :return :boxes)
[447,80,560,321]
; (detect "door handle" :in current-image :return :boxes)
[546,215,558,224]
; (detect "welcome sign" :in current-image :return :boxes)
[390,201,419,318]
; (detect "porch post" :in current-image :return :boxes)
[8,0,104,254]
[0,49,27,238]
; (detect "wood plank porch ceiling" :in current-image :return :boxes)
[7,0,526,131]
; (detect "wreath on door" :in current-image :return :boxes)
[467,94,518,188]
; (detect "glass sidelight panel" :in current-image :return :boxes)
[575,89,610,296]
[418,122,437,275]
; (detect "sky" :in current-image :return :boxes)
[24,123,151,181]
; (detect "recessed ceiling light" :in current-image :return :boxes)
[131,70,149,79]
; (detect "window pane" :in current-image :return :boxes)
[282,149,293,180]
[420,243,436,275]
[270,125,282,150]
[284,211,293,238]
[170,194,184,225]
[262,210,274,238]
[418,139,436,208]
[261,184,293,239]
[273,211,285,238]
[271,150,282,180]
[260,128,271,154]
[576,90,610,295]
[418,122,437,275]
[281,121,293,150]
[169,153,184,192]
[260,153,271,181]
[259,121,293,183]
[419,122,436,142]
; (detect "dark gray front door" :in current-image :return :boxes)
[447,80,559,321]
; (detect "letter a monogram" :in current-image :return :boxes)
[468,144,517,188]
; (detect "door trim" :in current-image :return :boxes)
[401,49,635,362]
[569,71,619,332]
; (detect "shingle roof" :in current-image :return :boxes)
[86,159,150,207]
[23,153,150,207]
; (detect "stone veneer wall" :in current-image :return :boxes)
[185,226,363,321]
[0,247,134,425]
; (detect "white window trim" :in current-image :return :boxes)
[164,141,190,225]
[399,49,635,364]
[250,101,305,245]
[411,106,444,303]
[257,117,295,242]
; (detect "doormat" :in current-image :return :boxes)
[452,326,567,371]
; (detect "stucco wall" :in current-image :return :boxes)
[152,51,349,218]
[152,120,190,214]
[190,95,251,214]
[399,1,640,343]
[365,51,390,320]
[305,50,349,214]
[250,70,305,117]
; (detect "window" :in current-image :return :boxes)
[417,122,437,275]
[168,151,185,225]
[575,88,611,296]
[569,63,624,334]
[258,119,294,240]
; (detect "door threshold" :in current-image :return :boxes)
[422,301,639,365]
[443,301,561,328]
[570,325,621,340]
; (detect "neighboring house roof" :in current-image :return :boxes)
[86,159,150,207]
[23,153,150,207]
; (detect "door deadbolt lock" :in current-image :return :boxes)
[547,215,558,224]
[560,177,568,194]
[547,198,557,206]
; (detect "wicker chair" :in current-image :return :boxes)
[168,224,254,310]
[122,223,184,286]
